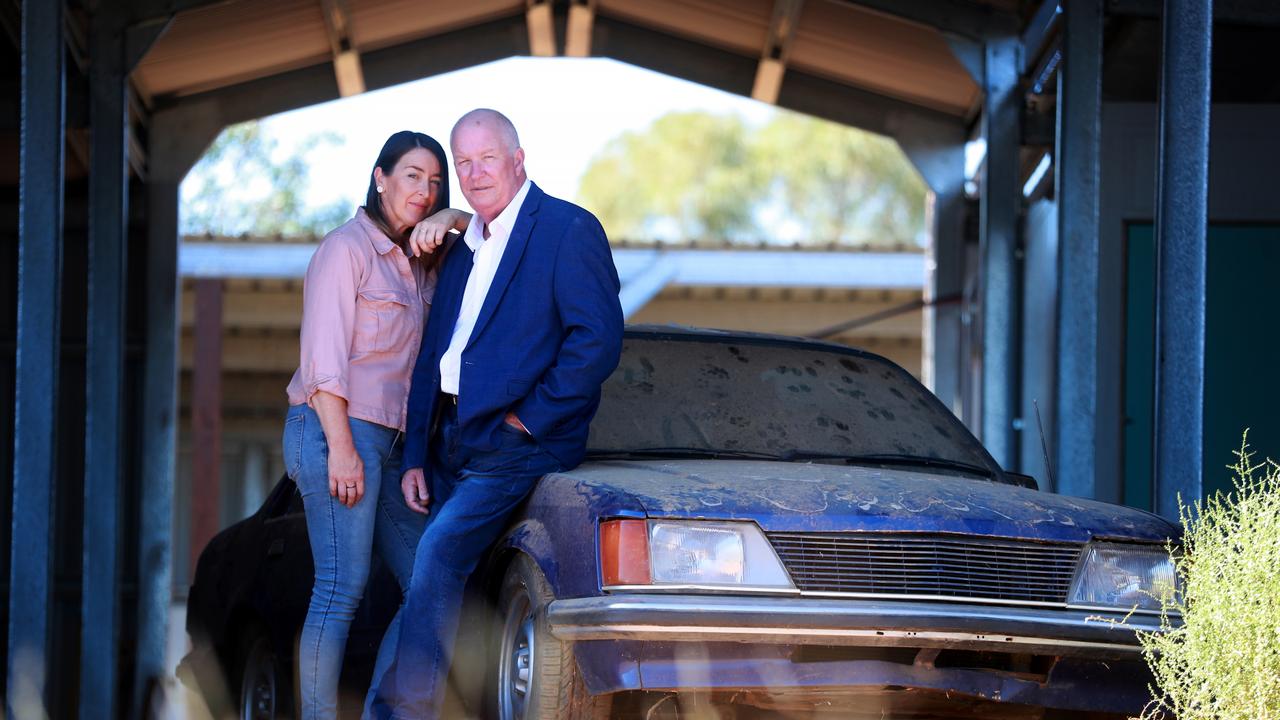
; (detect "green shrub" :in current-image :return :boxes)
[1137,433,1280,719]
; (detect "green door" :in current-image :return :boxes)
[1124,223,1280,509]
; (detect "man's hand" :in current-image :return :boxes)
[402,468,430,514]
[328,445,365,508]
[504,411,530,435]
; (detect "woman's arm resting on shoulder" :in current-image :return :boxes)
[409,208,472,257]
[311,391,365,508]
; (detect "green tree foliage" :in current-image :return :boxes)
[181,120,352,238]
[754,113,926,246]
[577,110,927,246]
[577,112,765,241]
[1136,433,1280,719]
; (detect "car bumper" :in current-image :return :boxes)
[548,593,1160,657]
[549,594,1163,715]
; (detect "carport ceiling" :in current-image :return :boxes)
[135,0,1001,121]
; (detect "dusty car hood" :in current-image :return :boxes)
[562,459,1177,544]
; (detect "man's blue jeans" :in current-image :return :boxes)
[283,404,427,720]
[371,403,562,720]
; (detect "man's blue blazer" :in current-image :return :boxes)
[402,182,624,473]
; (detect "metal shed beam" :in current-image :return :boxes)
[751,0,805,104]
[894,117,967,417]
[131,103,215,719]
[591,13,966,134]
[9,0,64,716]
[1109,0,1280,26]
[160,14,529,138]
[833,0,1018,40]
[979,35,1022,470]
[565,0,596,57]
[526,0,557,57]
[161,11,962,164]
[319,0,365,97]
[190,279,223,576]
[122,0,234,27]
[82,7,130,718]
[1021,1,1063,70]
[1054,0,1103,499]
[1154,0,1212,519]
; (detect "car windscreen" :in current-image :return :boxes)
[587,334,997,474]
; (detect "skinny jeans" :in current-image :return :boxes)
[283,403,426,720]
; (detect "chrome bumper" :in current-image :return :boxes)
[547,594,1161,658]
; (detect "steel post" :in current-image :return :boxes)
[1054,0,1103,499]
[1154,0,1212,519]
[895,123,967,417]
[82,9,130,718]
[133,103,212,718]
[135,174,180,719]
[8,0,65,717]
[980,35,1022,470]
[191,278,223,575]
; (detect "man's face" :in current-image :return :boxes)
[452,121,525,224]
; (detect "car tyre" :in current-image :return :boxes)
[494,554,611,720]
[239,634,282,720]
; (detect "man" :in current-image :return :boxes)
[371,108,623,719]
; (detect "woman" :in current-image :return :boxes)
[282,130,468,720]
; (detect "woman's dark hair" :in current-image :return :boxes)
[363,130,450,240]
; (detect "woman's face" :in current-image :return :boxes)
[375,147,443,235]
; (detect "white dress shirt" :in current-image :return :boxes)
[439,178,533,395]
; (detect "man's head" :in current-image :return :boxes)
[451,109,527,224]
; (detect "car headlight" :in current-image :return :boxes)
[1069,542,1179,612]
[599,519,795,591]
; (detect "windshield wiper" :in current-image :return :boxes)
[781,451,995,479]
[585,447,782,461]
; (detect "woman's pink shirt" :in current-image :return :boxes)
[286,208,436,431]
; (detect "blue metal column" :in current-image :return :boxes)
[895,119,968,417]
[8,0,64,717]
[136,174,180,719]
[980,35,1022,469]
[925,187,967,416]
[1154,0,1212,519]
[1054,0,1103,499]
[82,8,130,718]
[134,103,222,717]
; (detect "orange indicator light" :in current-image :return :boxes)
[599,519,651,586]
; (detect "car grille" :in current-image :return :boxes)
[767,532,1083,604]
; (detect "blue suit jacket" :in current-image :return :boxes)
[402,182,624,472]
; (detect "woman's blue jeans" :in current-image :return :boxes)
[283,404,426,720]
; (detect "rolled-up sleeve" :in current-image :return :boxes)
[298,237,361,403]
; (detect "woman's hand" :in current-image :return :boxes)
[402,468,430,515]
[310,390,364,507]
[328,444,365,508]
[408,208,471,257]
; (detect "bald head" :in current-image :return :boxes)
[451,108,528,223]
[451,108,520,154]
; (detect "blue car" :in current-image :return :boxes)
[182,326,1178,720]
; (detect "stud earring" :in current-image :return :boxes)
[377,185,384,193]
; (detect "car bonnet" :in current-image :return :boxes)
[564,459,1178,545]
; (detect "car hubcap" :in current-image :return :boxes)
[499,588,536,720]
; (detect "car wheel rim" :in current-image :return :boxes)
[240,639,276,720]
[499,585,536,720]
